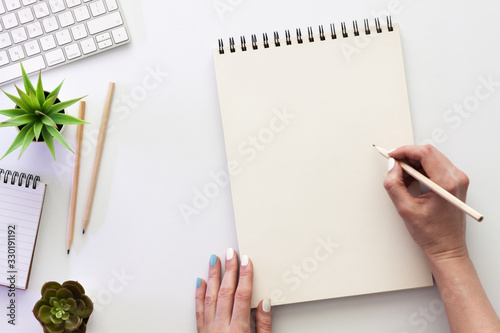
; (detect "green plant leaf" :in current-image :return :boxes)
[0,109,26,117]
[0,114,37,126]
[38,305,53,324]
[28,89,41,110]
[46,80,64,100]
[46,125,74,153]
[15,85,33,107]
[47,96,86,115]
[50,113,89,125]
[41,95,57,113]
[19,126,35,158]
[64,315,80,331]
[1,88,34,113]
[1,123,33,159]
[36,111,57,128]
[33,121,43,141]
[20,61,36,95]
[36,70,45,106]
[41,282,61,297]
[41,127,56,161]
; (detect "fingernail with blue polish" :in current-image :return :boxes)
[196,277,201,288]
[210,254,217,267]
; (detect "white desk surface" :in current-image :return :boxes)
[1,0,499,332]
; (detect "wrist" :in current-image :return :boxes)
[425,246,470,268]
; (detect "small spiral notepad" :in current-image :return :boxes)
[214,17,433,307]
[0,169,47,290]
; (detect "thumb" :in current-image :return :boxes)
[383,158,416,217]
[255,299,272,333]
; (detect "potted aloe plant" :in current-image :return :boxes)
[33,281,93,333]
[0,62,87,160]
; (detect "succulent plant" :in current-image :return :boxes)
[0,62,87,160]
[33,281,93,333]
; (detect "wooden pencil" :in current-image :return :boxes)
[67,101,86,254]
[82,82,115,234]
[374,145,483,222]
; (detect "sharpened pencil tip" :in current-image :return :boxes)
[82,229,85,234]
[67,249,70,255]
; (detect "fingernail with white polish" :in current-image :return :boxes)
[241,255,249,266]
[387,158,395,171]
[226,248,234,260]
[263,299,271,313]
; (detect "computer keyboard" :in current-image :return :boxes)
[0,0,130,86]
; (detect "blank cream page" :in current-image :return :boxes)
[214,23,433,308]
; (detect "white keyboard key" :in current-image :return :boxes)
[71,24,87,40]
[96,32,110,42]
[83,0,92,2]
[43,16,59,33]
[40,35,56,50]
[74,5,90,22]
[0,2,5,14]
[33,2,50,18]
[90,0,105,16]
[97,39,111,49]
[64,43,80,59]
[5,0,21,11]
[49,0,66,13]
[26,22,43,38]
[58,11,75,27]
[2,13,19,29]
[65,0,81,8]
[8,45,25,60]
[0,51,8,65]
[55,29,72,45]
[0,33,13,49]
[111,26,128,43]
[22,0,37,5]
[0,56,45,83]
[87,11,123,35]
[80,37,96,54]
[11,27,27,44]
[24,40,41,56]
[18,7,35,24]
[105,0,117,11]
[45,49,65,66]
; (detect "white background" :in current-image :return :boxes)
[0,0,499,332]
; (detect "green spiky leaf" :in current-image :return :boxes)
[46,125,74,153]
[20,61,36,95]
[33,121,43,141]
[47,96,86,115]
[19,126,35,158]
[1,123,33,159]
[36,111,57,128]
[36,71,45,106]
[28,89,41,110]
[0,114,37,126]
[41,95,57,113]
[46,80,64,101]
[1,89,34,113]
[0,109,26,117]
[41,127,56,161]
[50,113,89,125]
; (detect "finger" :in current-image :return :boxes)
[230,255,253,329]
[384,158,416,218]
[214,248,239,328]
[388,145,452,178]
[204,254,221,328]
[195,278,206,332]
[255,299,272,333]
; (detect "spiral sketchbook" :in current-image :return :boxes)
[0,170,47,290]
[213,18,433,307]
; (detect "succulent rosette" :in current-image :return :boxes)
[33,281,93,333]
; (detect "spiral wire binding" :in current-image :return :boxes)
[0,168,40,189]
[218,16,394,54]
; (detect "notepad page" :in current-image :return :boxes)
[214,23,433,307]
[0,181,46,290]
